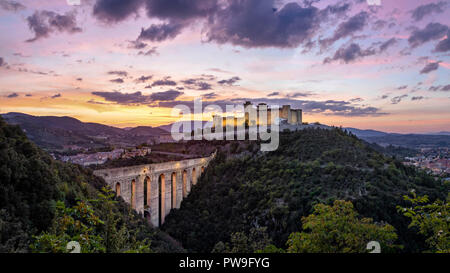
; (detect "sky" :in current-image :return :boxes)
[0,0,449,133]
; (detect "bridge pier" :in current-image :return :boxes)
[93,154,215,227]
[176,170,183,209]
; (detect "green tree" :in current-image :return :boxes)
[212,227,273,253]
[287,200,399,253]
[30,200,105,253]
[30,188,151,253]
[397,192,449,253]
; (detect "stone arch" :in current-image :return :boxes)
[201,166,205,174]
[131,179,136,209]
[115,182,121,197]
[192,168,197,186]
[171,172,177,209]
[158,174,165,226]
[144,176,150,209]
[182,170,188,198]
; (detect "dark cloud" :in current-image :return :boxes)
[138,22,184,42]
[324,43,376,64]
[135,75,153,83]
[411,1,446,21]
[320,11,369,48]
[391,94,408,104]
[411,96,425,101]
[92,90,182,105]
[182,78,213,90]
[144,0,218,20]
[152,77,177,87]
[434,30,450,52]
[267,92,280,97]
[93,0,144,23]
[107,70,128,77]
[138,46,158,56]
[217,76,241,86]
[397,85,408,90]
[76,78,83,81]
[287,92,314,98]
[408,23,448,48]
[0,0,25,12]
[6,92,19,98]
[26,11,82,42]
[93,0,218,41]
[442,85,450,91]
[0,57,5,67]
[379,38,397,52]
[92,91,148,104]
[51,93,61,99]
[149,90,183,101]
[420,61,440,74]
[319,2,351,18]
[205,0,321,48]
[110,78,124,83]
[202,92,217,99]
[429,84,450,92]
[349,97,364,102]
[128,40,148,49]
[196,82,212,90]
[429,85,441,91]
[373,19,386,30]
[25,94,32,97]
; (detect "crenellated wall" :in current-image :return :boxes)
[93,153,215,227]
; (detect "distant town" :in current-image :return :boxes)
[58,147,152,166]
[403,147,450,178]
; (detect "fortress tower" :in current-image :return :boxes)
[243,102,302,126]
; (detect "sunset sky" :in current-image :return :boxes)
[0,0,449,133]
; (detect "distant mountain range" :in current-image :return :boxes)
[1,112,167,151]
[344,127,450,149]
[1,112,449,150]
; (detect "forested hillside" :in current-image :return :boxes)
[0,117,183,253]
[163,128,448,253]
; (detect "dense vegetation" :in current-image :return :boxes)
[0,117,183,253]
[286,200,399,253]
[163,128,448,252]
[367,143,418,159]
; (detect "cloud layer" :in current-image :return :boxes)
[26,11,82,42]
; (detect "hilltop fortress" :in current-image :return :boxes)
[212,101,303,128]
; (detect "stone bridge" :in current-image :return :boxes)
[93,153,215,227]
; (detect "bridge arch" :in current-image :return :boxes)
[144,176,150,208]
[182,170,187,198]
[131,179,136,209]
[171,172,177,209]
[158,174,165,226]
[115,182,121,197]
[192,168,196,186]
